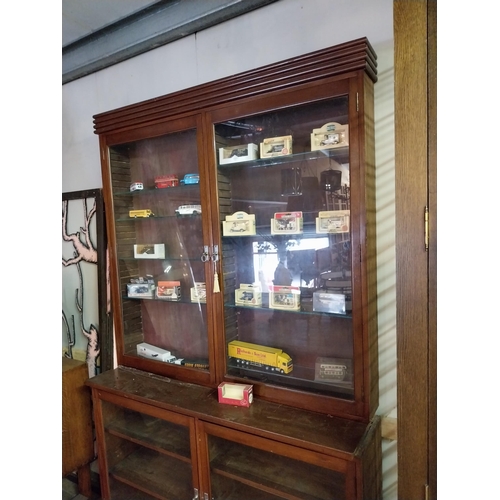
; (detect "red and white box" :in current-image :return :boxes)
[218,382,253,407]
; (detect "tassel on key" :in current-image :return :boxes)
[213,271,220,293]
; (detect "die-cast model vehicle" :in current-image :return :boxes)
[130,182,144,192]
[129,209,154,218]
[180,173,200,185]
[175,204,202,215]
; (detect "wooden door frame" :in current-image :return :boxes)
[394,1,437,499]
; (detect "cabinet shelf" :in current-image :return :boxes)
[224,300,352,319]
[116,214,202,222]
[210,437,345,500]
[217,148,349,171]
[110,447,193,500]
[123,295,206,306]
[105,411,191,461]
[115,184,199,197]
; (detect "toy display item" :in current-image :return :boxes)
[155,175,179,188]
[227,340,293,374]
[175,204,202,215]
[129,209,154,218]
[130,182,144,191]
[180,173,200,185]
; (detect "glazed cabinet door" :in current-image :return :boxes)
[197,420,356,500]
[95,392,200,500]
[101,115,216,385]
[209,78,375,418]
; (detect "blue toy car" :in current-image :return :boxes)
[180,173,200,185]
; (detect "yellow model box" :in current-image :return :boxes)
[271,211,303,235]
[219,143,258,164]
[269,285,300,310]
[260,135,292,158]
[315,210,350,234]
[235,284,262,306]
[222,211,256,236]
[310,122,349,151]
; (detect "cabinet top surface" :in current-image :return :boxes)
[87,367,374,456]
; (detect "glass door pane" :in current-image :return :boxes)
[109,127,209,370]
[206,429,347,500]
[215,96,354,400]
[101,400,194,499]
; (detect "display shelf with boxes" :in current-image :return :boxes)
[91,37,380,500]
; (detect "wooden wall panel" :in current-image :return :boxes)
[394,0,436,498]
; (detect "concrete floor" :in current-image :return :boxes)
[63,460,101,500]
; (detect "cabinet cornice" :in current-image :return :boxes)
[93,37,377,136]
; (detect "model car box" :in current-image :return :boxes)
[310,122,349,151]
[315,210,350,234]
[156,281,181,301]
[219,143,258,164]
[260,135,292,158]
[134,243,166,259]
[190,282,207,303]
[313,291,346,314]
[235,283,262,306]
[127,282,155,298]
[271,211,303,235]
[222,211,256,236]
[137,342,176,362]
[218,382,253,407]
[314,357,352,384]
[269,285,300,310]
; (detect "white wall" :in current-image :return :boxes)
[62,0,396,497]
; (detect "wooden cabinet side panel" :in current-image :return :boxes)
[62,358,94,476]
[394,1,430,498]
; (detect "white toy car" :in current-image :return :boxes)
[130,182,144,192]
[175,204,202,215]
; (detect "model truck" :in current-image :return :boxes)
[227,340,293,374]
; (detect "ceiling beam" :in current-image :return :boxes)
[62,0,280,84]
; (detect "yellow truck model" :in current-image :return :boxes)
[227,340,293,374]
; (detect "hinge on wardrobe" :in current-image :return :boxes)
[424,483,430,500]
[424,206,429,251]
[356,92,359,112]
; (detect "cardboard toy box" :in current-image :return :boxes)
[310,122,349,151]
[314,357,353,385]
[190,282,207,303]
[222,211,256,236]
[271,211,303,235]
[315,211,350,234]
[156,281,181,301]
[235,284,262,306]
[260,135,293,158]
[313,291,347,314]
[219,143,258,164]
[127,283,155,299]
[134,243,166,259]
[218,382,253,407]
[269,285,300,310]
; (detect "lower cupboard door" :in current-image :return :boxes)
[204,430,350,500]
[101,399,196,499]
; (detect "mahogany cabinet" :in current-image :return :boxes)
[88,366,381,500]
[88,37,381,499]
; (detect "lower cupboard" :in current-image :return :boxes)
[87,367,381,500]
